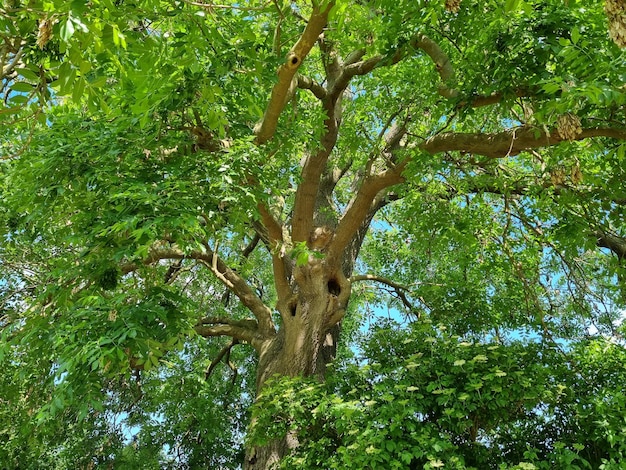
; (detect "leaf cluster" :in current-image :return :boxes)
[251,320,626,469]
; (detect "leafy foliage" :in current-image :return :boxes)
[251,321,626,469]
[1,0,626,468]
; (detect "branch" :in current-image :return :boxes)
[120,246,186,275]
[344,48,367,65]
[258,203,292,305]
[291,154,326,243]
[342,38,536,109]
[257,203,283,244]
[291,98,341,243]
[284,28,350,244]
[200,242,276,336]
[1,44,25,80]
[297,74,327,100]
[596,231,626,259]
[121,245,276,336]
[241,233,261,259]
[409,35,456,98]
[457,88,532,109]
[382,120,409,154]
[195,317,260,347]
[409,175,626,263]
[327,121,409,263]
[183,0,271,11]
[205,338,239,380]
[254,2,335,144]
[351,274,420,317]
[339,191,399,277]
[329,55,381,99]
[420,126,626,159]
[164,259,183,284]
[318,33,343,87]
[336,35,456,99]
[197,316,259,330]
[328,165,406,262]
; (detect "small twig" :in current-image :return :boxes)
[505,127,519,158]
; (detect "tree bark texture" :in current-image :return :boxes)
[244,258,351,470]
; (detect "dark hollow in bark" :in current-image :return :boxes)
[327,277,341,296]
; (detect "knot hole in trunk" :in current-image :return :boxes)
[327,277,341,296]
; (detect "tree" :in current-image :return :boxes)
[1,0,626,468]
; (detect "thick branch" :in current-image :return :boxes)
[319,34,343,87]
[409,35,456,98]
[257,203,283,244]
[328,165,406,262]
[291,99,340,243]
[289,37,352,243]
[195,317,260,347]
[254,2,334,144]
[197,316,259,330]
[297,74,327,100]
[200,243,276,336]
[596,231,626,259]
[328,123,408,265]
[258,203,292,306]
[420,126,626,159]
[292,154,325,243]
[329,55,381,100]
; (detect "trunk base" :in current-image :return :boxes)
[245,432,298,470]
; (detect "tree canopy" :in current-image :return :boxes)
[1,0,626,468]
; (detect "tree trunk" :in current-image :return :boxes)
[244,259,350,470]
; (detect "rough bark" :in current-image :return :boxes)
[420,126,626,159]
[244,256,351,470]
[254,3,335,145]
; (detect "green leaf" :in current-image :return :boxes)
[8,94,29,104]
[15,68,40,82]
[10,82,34,93]
[296,251,309,266]
[60,18,75,41]
[504,0,521,13]
[72,78,85,102]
